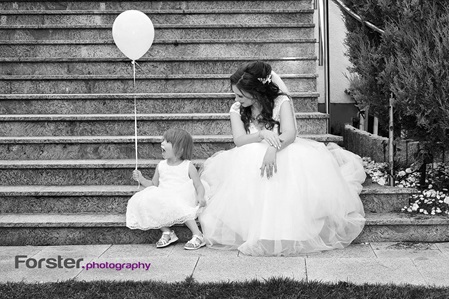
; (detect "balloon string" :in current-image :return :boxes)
[132,60,140,189]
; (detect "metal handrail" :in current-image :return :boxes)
[315,0,330,133]
[332,0,384,34]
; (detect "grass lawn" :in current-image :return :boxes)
[1,277,448,299]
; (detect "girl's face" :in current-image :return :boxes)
[161,139,176,160]
[232,85,255,107]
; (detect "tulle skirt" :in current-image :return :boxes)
[198,138,366,256]
[126,181,199,230]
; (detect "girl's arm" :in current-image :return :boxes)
[132,165,160,187]
[188,162,206,207]
[230,112,263,147]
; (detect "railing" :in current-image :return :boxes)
[314,0,330,133]
[316,0,395,185]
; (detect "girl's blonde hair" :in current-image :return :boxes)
[163,128,193,160]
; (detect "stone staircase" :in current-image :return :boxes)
[0,0,447,246]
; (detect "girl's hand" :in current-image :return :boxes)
[132,170,142,183]
[260,147,277,179]
[197,196,206,208]
[259,130,281,149]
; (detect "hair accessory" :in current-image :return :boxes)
[257,74,272,85]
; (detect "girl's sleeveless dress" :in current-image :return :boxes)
[126,160,199,230]
[199,95,366,256]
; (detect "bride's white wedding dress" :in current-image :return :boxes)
[199,95,366,256]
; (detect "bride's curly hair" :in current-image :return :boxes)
[230,61,283,133]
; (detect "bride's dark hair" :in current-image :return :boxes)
[230,61,283,133]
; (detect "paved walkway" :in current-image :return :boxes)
[1,242,449,286]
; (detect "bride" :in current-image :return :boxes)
[199,61,366,256]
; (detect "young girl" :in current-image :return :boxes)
[126,128,206,250]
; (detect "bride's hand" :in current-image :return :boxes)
[259,130,281,149]
[260,147,277,179]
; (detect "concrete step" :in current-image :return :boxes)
[0,57,317,76]
[0,92,319,114]
[0,112,328,137]
[1,9,313,25]
[1,212,447,245]
[0,24,314,41]
[0,73,317,94]
[0,1,312,11]
[0,39,315,58]
[0,184,416,214]
[0,134,343,160]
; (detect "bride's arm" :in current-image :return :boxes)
[230,112,262,147]
[276,101,297,150]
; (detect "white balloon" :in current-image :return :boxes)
[112,10,155,61]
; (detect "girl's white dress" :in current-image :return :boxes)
[199,95,366,256]
[126,160,199,230]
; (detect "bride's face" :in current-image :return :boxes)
[232,85,255,107]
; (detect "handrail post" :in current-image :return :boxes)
[389,94,394,186]
[324,0,330,134]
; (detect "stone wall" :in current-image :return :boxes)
[343,124,423,167]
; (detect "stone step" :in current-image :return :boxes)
[0,112,328,137]
[0,92,319,114]
[0,73,317,94]
[0,1,312,11]
[354,212,449,243]
[1,212,447,245]
[360,183,417,213]
[0,159,176,186]
[0,57,317,76]
[0,39,315,58]
[0,24,314,41]
[0,134,343,160]
[1,9,313,25]
[0,184,416,214]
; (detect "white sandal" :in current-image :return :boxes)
[184,234,206,250]
[156,231,178,248]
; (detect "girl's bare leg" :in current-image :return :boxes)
[185,220,202,236]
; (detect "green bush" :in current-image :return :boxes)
[341,0,449,159]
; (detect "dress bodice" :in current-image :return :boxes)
[229,95,296,134]
[157,160,191,190]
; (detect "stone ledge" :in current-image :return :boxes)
[0,91,320,99]
[0,56,318,63]
[1,212,448,245]
[0,38,316,45]
[1,9,314,15]
[0,184,414,196]
[0,184,417,214]
[0,73,318,80]
[0,1,313,12]
[0,112,328,121]
[0,134,341,144]
[1,23,314,29]
[365,212,449,226]
[2,212,448,228]
[356,212,449,243]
